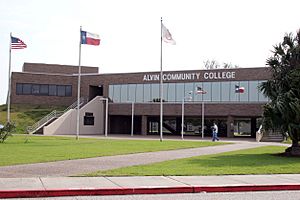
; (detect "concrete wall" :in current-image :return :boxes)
[44,96,105,135]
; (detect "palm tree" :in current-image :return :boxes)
[260,30,300,156]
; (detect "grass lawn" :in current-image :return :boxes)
[0,104,65,134]
[0,135,227,166]
[87,146,300,176]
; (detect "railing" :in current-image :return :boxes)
[27,97,87,134]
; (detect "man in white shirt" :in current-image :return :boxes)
[212,122,220,141]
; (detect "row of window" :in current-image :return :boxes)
[16,83,72,97]
[109,81,269,103]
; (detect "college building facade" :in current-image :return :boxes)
[11,63,271,138]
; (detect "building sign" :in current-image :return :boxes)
[143,71,236,81]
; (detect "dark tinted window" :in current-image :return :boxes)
[49,85,57,96]
[57,85,66,96]
[22,84,32,95]
[65,85,72,96]
[16,83,22,95]
[40,85,49,95]
[32,84,40,95]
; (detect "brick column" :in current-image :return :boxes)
[227,116,234,138]
[141,115,148,135]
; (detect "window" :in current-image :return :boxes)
[194,82,203,102]
[128,84,136,102]
[120,84,128,102]
[249,81,259,102]
[230,81,239,102]
[65,85,72,96]
[221,81,230,102]
[40,85,49,95]
[168,83,176,102]
[113,84,121,102]
[108,85,114,101]
[212,82,221,102]
[84,112,94,125]
[203,82,211,102]
[57,85,66,96]
[22,84,32,95]
[151,84,159,102]
[136,84,143,102]
[16,83,22,95]
[184,83,194,102]
[239,81,249,102]
[49,85,57,96]
[176,83,184,102]
[16,83,72,97]
[32,84,40,95]
[143,84,151,102]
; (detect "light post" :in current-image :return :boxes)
[181,92,192,140]
[195,86,207,139]
[100,97,108,137]
[130,101,134,136]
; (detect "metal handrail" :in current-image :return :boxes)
[27,97,87,134]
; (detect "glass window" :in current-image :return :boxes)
[151,84,159,102]
[184,83,194,102]
[40,84,49,95]
[49,85,57,96]
[128,84,136,102]
[249,81,259,102]
[136,84,143,102]
[168,83,176,102]
[32,84,40,95]
[143,84,151,102]
[221,81,230,102]
[22,84,31,95]
[258,80,269,102]
[194,82,203,102]
[239,81,249,102]
[211,82,221,102]
[230,81,239,102]
[57,85,66,96]
[176,83,184,102]
[108,85,114,101]
[120,84,128,102]
[16,83,22,95]
[65,85,72,96]
[163,83,168,102]
[113,85,121,102]
[203,82,211,102]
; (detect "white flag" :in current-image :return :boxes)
[162,23,176,45]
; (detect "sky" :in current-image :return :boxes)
[0,0,300,105]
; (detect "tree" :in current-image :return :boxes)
[203,59,239,69]
[260,30,300,156]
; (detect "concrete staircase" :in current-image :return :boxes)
[27,97,87,134]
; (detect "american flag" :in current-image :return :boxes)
[196,86,207,94]
[11,36,27,49]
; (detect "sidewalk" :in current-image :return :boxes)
[1,175,300,198]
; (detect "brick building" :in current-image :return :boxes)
[11,63,271,138]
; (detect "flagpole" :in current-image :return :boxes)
[159,17,163,142]
[7,33,12,123]
[76,26,82,140]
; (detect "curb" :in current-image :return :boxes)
[1,184,300,198]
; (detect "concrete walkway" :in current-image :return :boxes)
[1,175,300,198]
[0,140,277,178]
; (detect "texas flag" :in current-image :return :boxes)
[235,85,245,93]
[81,31,100,46]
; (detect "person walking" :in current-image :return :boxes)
[212,122,219,141]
